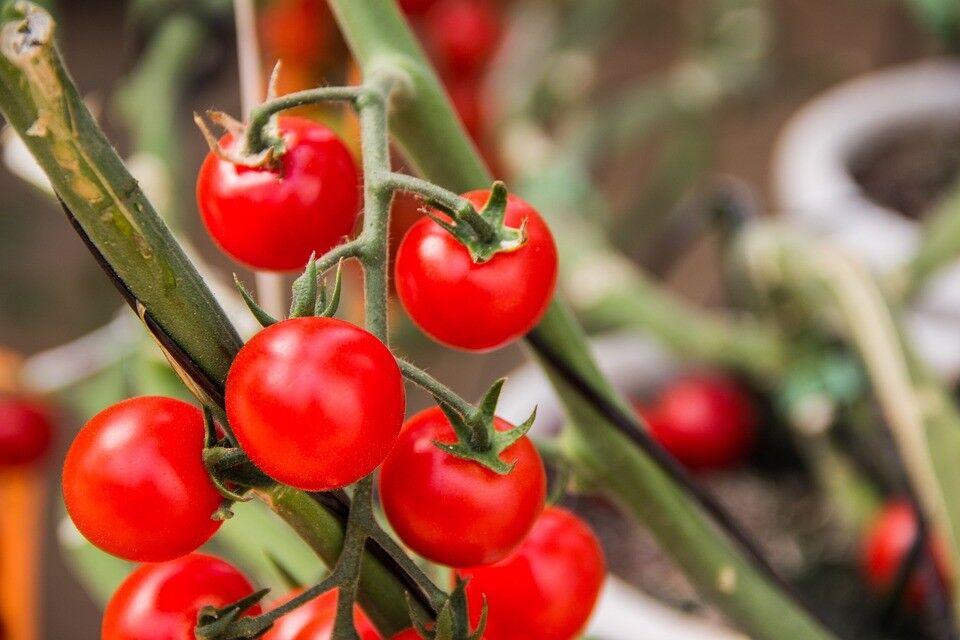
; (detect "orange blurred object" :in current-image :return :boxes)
[0,468,44,640]
[259,0,329,67]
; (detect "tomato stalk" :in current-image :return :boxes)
[328,1,836,638]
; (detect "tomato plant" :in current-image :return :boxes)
[263,588,379,640]
[196,116,360,272]
[395,189,558,351]
[641,374,757,471]
[62,396,222,562]
[101,553,260,640]
[379,406,546,567]
[458,507,605,640]
[0,394,53,467]
[226,317,405,490]
[861,500,950,608]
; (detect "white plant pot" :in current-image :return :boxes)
[772,59,960,379]
[498,333,743,640]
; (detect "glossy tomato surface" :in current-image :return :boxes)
[197,117,359,271]
[379,407,546,567]
[861,500,949,607]
[264,588,380,640]
[395,191,557,351]
[0,394,53,466]
[648,375,757,470]
[102,553,260,640]
[62,396,222,562]
[458,507,605,640]
[426,0,500,75]
[226,317,404,491]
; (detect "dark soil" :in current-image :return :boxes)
[851,124,960,220]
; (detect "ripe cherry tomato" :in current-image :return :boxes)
[645,375,757,471]
[398,0,439,16]
[458,507,605,640]
[197,117,360,272]
[259,0,328,66]
[394,191,558,351]
[62,397,222,562]
[861,500,950,607]
[379,407,546,567]
[0,394,53,466]
[426,1,501,76]
[226,317,404,491]
[102,553,261,640]
[264,588,379,640]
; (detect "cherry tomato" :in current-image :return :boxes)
[399,0,439,16]
[0,394,53,467]
[62,397,222,562]
[102,553,261,640]
[394,190,558,351]
[426,1,501,76]
[390,631,421,640]
[446,79,484,142]
[379,407,546,567]
[861,500,950,607]
[197,117,360,272]
[226,317,404,491]
[646,375,757,471]
[259,0,328,66]
[458,507,605,640]
[264,588,380,640]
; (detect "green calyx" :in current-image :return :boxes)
[234,256,343,329]
[194,588,272,640]
[427,181,527,263]
[407,578,486,640]
[433,378,537,475]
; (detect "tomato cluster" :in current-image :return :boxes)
[636,374,758,471]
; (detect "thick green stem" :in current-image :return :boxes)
[329,1,833,638]
[0,3,426,633]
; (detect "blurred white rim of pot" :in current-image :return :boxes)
[499,333,741,640]
[771,59,960,379]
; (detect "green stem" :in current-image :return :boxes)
[244,85,360,154]
[328,1,832,638]
[397,358,476,420]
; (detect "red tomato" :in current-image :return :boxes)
[458,507,605,640]
[861,500,950,607]
[399,0,439,16]
[379,407,546,567]
[197,117,360,272]
[259,0,328,65]
[226,317,404,490]
[394,191,558,351]
[264,588,380,640]
[0,394,53,466]
[646,375,757,471]
[62,397,222,562]
[390,631,421,640]
[446,79,484,142]
[102,553,261,640]
[426,1,501,76]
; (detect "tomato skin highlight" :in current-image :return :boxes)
[458,507,605,640]
[196,116,360,272]
[226,317,405,491]
[379,407,546,567]
[264,588,380,640]
[0,395,53,467]
[646,375,757,471]
[62,396,222,562]
[394,191,558,351]
[426,0,501,76]
[861,500,950,608]
[102,553,261,640]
